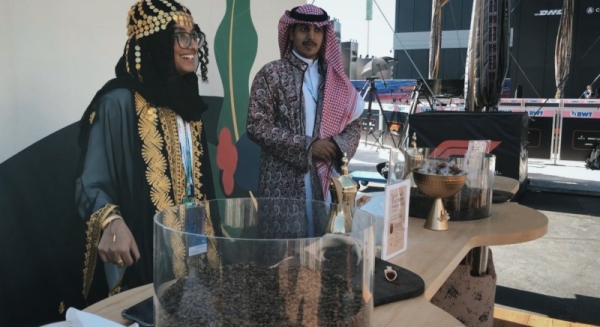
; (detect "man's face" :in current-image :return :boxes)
[588,86,593,91]
[289,23,324,60]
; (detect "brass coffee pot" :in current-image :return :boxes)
[327,153,358,234]
[401,133,424,180]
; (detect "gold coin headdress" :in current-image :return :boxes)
[124,0,195,79]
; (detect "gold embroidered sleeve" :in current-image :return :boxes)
[82,204,119,299]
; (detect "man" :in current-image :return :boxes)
[581,85,597,99]
[579,85,597,99]
[246,4,364,237]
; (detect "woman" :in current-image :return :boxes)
[75,0,217,302]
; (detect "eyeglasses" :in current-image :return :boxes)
[174,32,205,49]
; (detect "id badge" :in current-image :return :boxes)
[183,197,208,257]
[182,196,197,209]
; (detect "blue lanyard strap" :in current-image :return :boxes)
[177,117,194,198]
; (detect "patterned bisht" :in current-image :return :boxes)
[246,52,361,240]
[246,4,361,267]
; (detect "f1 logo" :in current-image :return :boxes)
[429,140,502,158]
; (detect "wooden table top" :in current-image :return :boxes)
[85,202,547,326]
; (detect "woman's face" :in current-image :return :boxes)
[173,24,201,76]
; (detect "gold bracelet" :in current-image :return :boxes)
[101,214,122,230]
[110,219,121,243]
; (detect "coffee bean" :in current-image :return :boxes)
[157,246,369,326]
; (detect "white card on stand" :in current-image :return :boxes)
[381,178,411,260]
[464,140,490,187]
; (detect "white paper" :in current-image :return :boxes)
[463,140,490,187]
[40,307,137,327]
[357,195,385,247]
[189,243,207,256]
[381,179,411,260]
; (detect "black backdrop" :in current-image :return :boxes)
[393,0,600,99]
[408,112,529,189]
[560,116,600,160]
[508,0,600,98]
[0,123,88,326]
[527,115,554,159]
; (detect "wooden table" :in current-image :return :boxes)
[85,202,547,326]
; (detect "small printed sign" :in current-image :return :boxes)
[382,178,411,260]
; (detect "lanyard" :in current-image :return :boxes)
[176,116,194,198]
[305,64,319,104]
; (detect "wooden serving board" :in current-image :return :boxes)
[373,257,425,307]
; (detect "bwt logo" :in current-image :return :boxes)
[586,7,600,14]
[528,110,544,116]
[535,9,562,16]
[571,111,593,117]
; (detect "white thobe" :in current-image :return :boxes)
[292,50,364,235]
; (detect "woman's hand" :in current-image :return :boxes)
[97,219,140,267]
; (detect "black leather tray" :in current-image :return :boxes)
[493,190,515,203]
[373,257,425,307]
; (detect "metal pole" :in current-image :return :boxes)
[464,246,489,276]
[367,21,370,56]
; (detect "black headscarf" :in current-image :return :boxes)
[79,0,210,150]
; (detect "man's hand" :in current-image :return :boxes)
[98,219,141,267]
[312,139,338,162]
